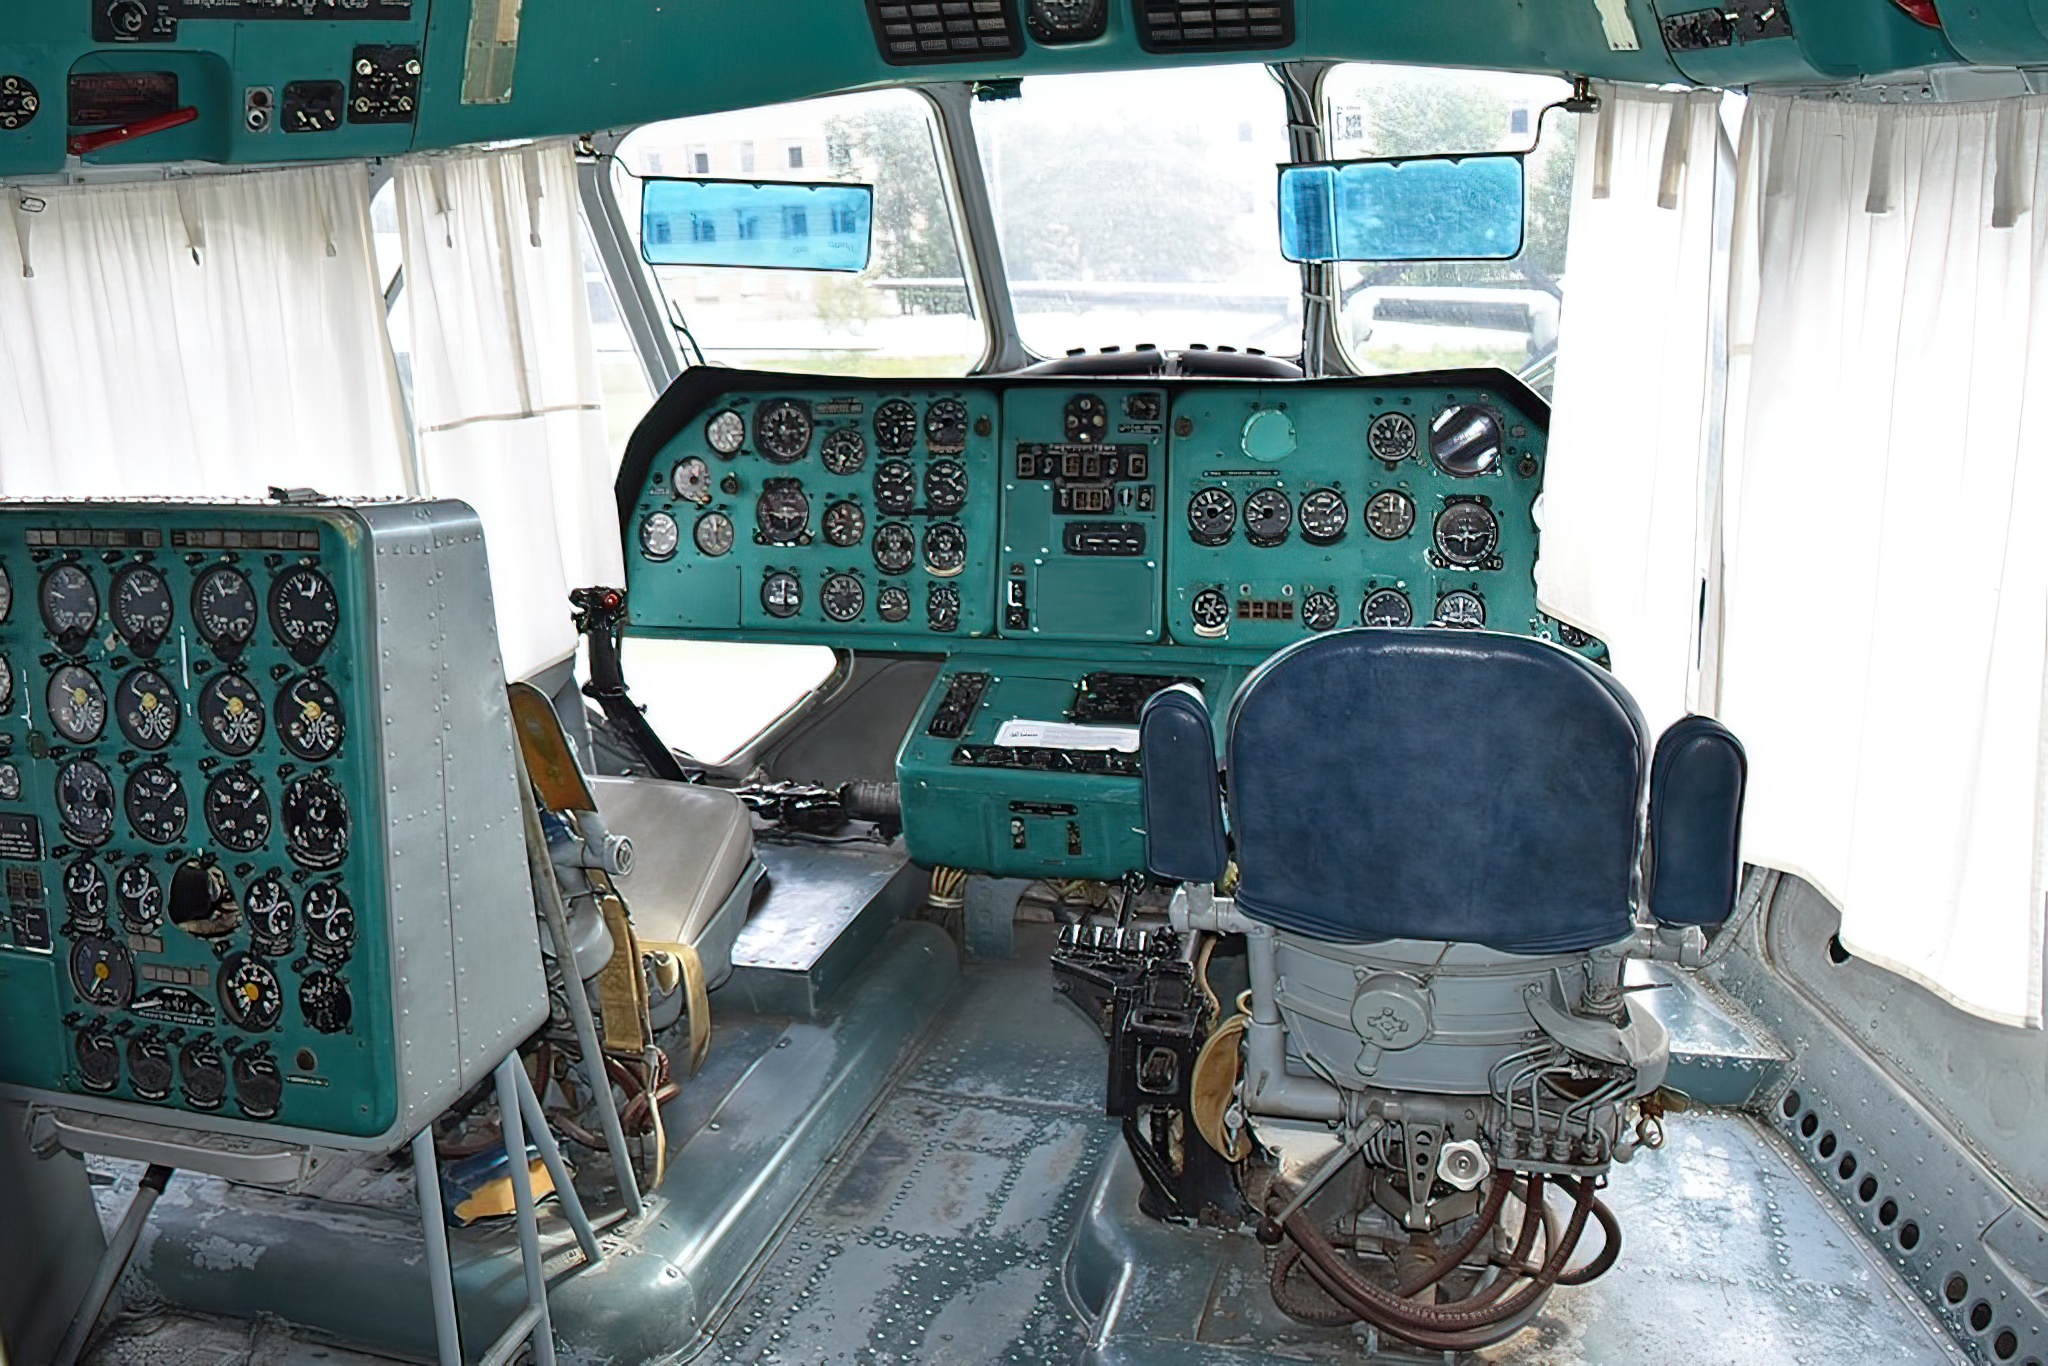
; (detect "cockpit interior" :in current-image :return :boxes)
[3,1,2048,1364]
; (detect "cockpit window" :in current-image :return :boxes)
[971,66,1302,362]
[617,90,983,377]
[1323,66,1577,395]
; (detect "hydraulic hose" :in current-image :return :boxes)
[1555,1187,1622,1286]
[1267,1170,1512,1327]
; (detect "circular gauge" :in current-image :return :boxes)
[1363,587,1414,628]
[0,763,20,801]
[1243,489,1293,547]
[872,522,916,576]
[192,565,259,657]
[56,758,115,846]
[270,567,341,663]
[1365,490,1417,541]
[926,583,961,633]
[127,1035,173,1100]
[755,481,811,544]
[0,653,13,711]
[874,399,918,455]
[1430,405,1504,477]
[46,664,106,745]
[115,668,180,750]
[125,763,189,846]
[1299,488,1349,546]
[245,875,294,949]
[761,570,802,620]
[277,675,344,763]
[282,773,348,870]
[117,863,162,933]
[303,882,354,958]
[873,459,916,516]
[75,1028,119,1093]
[823,500,867,549]
[877,585,911,624]
[111,564,173,653]
[69,934,134,1009]
[924,459,968,514]
[1190,588,1231,637]
[639,511,680,562]
[300,970,353,1034]
[233,1050,284,1119]
[694,512,735,558]
[1026,0,1108,40]
[0,563,11,623]
[1433,502,1500,567]
[1063,393,1109,443]
[199,673,266,756]
[63,857,109,928]
[1557,622,1593,648]
[1187,489,1237,547]
[924,398,969,453]
[1303,591,1341,632]
[672,456,713,505]
[1242,408,1296,462]
[1434,590,1487,629]
[821,428,868,476]
[923,523,967,576]
[820,573,866,623]
[1368,412,1419,463]
[219,952,284,1032]
[705,408,747,457]
[39,562,99,650]
[179,1038,226,1109]
[754,398,814,464]
[206,769,272,853]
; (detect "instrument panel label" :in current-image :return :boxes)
[0,814,43,862]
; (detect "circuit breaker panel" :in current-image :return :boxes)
[0,499,542,1151]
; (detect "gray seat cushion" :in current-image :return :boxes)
[591,776,756,951]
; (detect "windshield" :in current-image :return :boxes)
[972,66,1302,361]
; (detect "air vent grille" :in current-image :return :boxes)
[867,0,1025,63]
[1133,0,1293,52]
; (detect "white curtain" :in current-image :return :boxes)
[0,165,408,497]
[395,140,623,681]
[1539,85,1725,740]
[1719,95,2048,1026]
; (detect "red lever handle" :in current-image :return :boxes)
[68,105,199,157]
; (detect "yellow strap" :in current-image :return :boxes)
[592,887,650,1058]
[639,940,712,1076]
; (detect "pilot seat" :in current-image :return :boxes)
[1139,627,1747,1350]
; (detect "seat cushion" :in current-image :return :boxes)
[1646,715,1747,927]
[591,776,756,948]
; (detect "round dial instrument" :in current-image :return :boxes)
[192,565,259,657]
[268,566,339,663]
[1303,591,1340,632]
[924,459,968,514]
[1186,489,1236,547]
[199,673,266,756]
[233,1049,284,1119]
[111,564,174,653]
[672,456,713,504]
[822,500,866,549]
[1298,488,1349,545]
[0,653,13,711]
[244,874,294,949]
[75,1028,119,1092]
[821,428,868,476]
[303,882,355,958]
[877,585,911,624]
[39,563,99,651]
[47,664,106,745]
[1434,590,1487,628]
[1433,502,1500,567]
[705,408,747,457]
[872,522,916,576]
[1368,412,1419,463]
[69,934,134,1008]
[300,970,353,1034]
[117,862,163,933]
[127,1035,173,1100]
[125,763,189,845]
[1243,489,1293,547]
[873,459,916,516]
[1430,405,1504,477]
[0,763,18,801]
[206,769,272,853]
[0,563,11,623]
[1364,490,1416,541]
[926,584,961,633]
[219,952,284,1032]
[56,758,115,846]
[754,398,814,464]
[1190,588,1230,637]
[281,773,349,870]
[179,1038,226,1109]
[1027,0,1108,37]
[694,512,735,558]
[115,668,180,750]
[63,857,109,927]
[277,675,344,763]
[1063,392,1109,443]
[820,573,865,623]
[754,481,811,544]
[760,570,802,620]
[924,398,969,453]
[922,523,967,576]
[1362,587,1414,628]
[873,399,918,455]
[639,511,680,562]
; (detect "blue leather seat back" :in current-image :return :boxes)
[1224,629,1648,953]
[1646,715,1747,927]
[1139,684,1228,884]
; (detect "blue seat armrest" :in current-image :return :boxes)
[1647,715,1748,927]
[1140,684,1226,884]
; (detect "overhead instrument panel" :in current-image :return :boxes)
[0,500,541,1150]
[863,0,1026,64]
